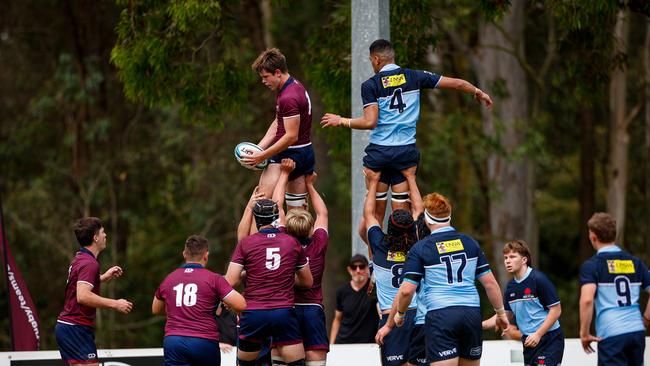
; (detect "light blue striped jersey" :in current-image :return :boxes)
[579,245,650,339]
[403,226,491,311]
[368,225,417,311]
[361,64,441,146]
[504,267,561,336]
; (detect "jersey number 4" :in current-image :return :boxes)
[172,283,197,307]
[389,88,406,113]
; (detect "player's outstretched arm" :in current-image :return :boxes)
[295,264,313,289]
[437,77,493,109]
[321,104,378,130]
[151,296,165,315]
[305,173,328,230]
[257,118,278,149]
[400,166,423,219]
[222,290,246,314]
[272,159,295,224]
[363,168,381,230]
[100,265,123,282]
[579,284,601,353]
[77,282,132,314]
[237,187,265,241]
[478,271,509,330]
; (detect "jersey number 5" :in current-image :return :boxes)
[389,88,406,113]
[266,247,281,270]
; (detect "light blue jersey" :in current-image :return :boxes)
[403,227,491,312]
[503,267,561,336]
[414,288,426,325]
[361,64,441,146]
[579,245,650,339]
[368,225,417,311]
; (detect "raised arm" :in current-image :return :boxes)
[237,187,265,241]
[437,77,493,109]
[321,104,378,130]
[363,167,381,229]
[305,173,328,230]
[271,159,295,225]
[400,165,423,219]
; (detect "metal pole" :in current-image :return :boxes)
[351,0,389,256]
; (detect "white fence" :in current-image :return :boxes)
[0,339,647,365]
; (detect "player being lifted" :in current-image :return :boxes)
[152,235,247,366]
[363,166,423,366]
[269,159,330,366]
[393,193,507,366]
[241,48,315,212]
[322,39,492,236]
[226,193,313,366]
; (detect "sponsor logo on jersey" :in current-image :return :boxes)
[184,268,194,273]
[435,239,464,254]
[607,260,635,274]
[381,74,406,88]
[267,233,276,238]
[387,251,406,262]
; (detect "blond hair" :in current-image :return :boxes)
[423,192,452,218]
[285,209,314,239]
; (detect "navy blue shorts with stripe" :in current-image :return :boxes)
[408,324,427,366]
[363,143,419,185]
[379,308,417,366]
[522,328,564,366]
[597,330,645,366]
[425,306,483,362]
[269,144,315,181]
[55,322,98,364]
[295,304,329,351]
[238,308,302,350]
[163,335,220,366]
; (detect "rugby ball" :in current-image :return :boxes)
[234,142,268,170]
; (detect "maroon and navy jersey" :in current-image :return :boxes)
[274,77,313,146]
[57,247,101,327]
[155,263,235,341]
[231,228,309,310]
[295,227,328,305]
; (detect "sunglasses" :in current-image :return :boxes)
[349,264,367,270]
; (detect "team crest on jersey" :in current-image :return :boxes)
[387,251,406,262]
[607,260,635,274]
[381,74,406,88]
[435,239,464,254]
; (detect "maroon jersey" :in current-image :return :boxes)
[155,263,235,341]
[231,228,308,310]
[57,247,101,327]
[294,227,328,305]
[274,77,312,146]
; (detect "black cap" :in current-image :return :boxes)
[348,254,369,267]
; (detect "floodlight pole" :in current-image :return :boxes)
[351,0,389,256]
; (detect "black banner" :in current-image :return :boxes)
[11,356,164,365]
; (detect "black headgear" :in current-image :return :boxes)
[253,199,279,228]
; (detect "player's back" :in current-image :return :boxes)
[232,228,308,310]
[579,246,650,338]
[406,227,490,312]
[58,248,100,327]
[294,227,328,305]
[367,225,417,311]
[156,264,234,341]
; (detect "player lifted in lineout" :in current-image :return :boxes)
[322,39,492,240]
[241,48,315,219]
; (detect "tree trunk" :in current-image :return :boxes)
[475,1,532,286]
[606,8,630,244]
[580,107,595,261]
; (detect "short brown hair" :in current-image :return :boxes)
[423,192,452,218]
[251,48,288,74]
[285,209,314,240]
[503,239,533,266]
[588,212,617,243]
[185,235,209,259]
[74,217,103,247]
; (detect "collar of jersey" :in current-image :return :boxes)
[430,226,455,235]
[79,247,95,258]
[279,76,295,93]
[259,227,280,234]
[182,263,204,269]
[514,266,533,283]
[597,245,621,254]
[380,63,400,72]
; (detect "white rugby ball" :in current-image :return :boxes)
[234,142,268,170]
